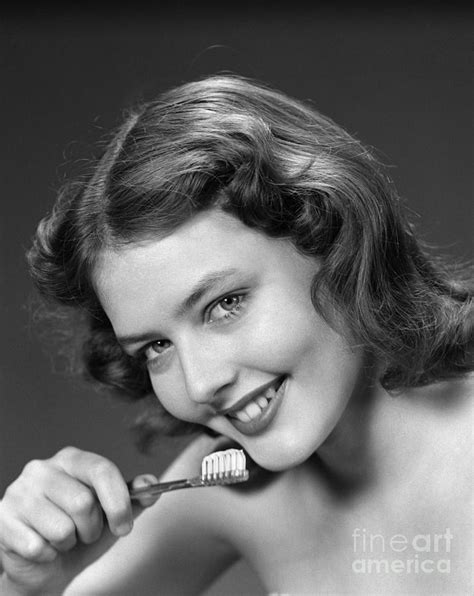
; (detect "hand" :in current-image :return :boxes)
[0,447,159,595]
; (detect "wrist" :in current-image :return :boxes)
[0,575,63,596]
[1,575,28,596]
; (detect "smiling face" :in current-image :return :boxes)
[94,210,369,471]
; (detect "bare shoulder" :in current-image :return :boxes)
[155,433,257,538]
[403,373,473,430]
[431,373,473,443]
[403,374,473,468]
[129,433,245,540]
[397,374,474,505]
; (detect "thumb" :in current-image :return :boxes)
[128,474,161,511]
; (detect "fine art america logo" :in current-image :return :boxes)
[352,528,453,575]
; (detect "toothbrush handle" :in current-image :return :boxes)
[128,470,249,500]
[128,477,202,499]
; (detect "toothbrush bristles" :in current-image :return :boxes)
[201,449,248,485]
[128,448,249,499]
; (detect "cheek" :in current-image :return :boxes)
[149,374,198,423]
[246,300,328,370]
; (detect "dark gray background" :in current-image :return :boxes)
[1,5,472,594]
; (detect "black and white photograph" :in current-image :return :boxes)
[1,4,472,594]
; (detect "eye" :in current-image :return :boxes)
[208,294,246,323]
[143,339,172,363]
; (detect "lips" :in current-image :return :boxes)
[222,376,287,436]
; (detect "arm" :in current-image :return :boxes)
[66,435,240,595]
[0,435,239,596]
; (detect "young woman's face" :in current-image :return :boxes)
[95,210,367,471]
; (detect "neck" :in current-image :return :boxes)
[315,372,472,496]
[315,362,388,493]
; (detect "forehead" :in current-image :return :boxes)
[93,210,311,333]
[95,211,267,293]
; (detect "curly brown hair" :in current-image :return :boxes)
[27,74,473,451]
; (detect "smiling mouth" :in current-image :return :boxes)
[225,376,286,423]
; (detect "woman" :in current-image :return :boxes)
[1,75,472,595]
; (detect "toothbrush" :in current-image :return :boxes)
[128,448,249,500]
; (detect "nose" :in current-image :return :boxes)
[178,337,238,407]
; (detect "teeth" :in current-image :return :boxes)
[234,409,252,423]
[264,386,277,400]
[234,400,263,422]
[231,393,271,422]
[244,401,262,419]
[227,378,285,423]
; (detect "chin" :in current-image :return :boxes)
[247,436,321,472]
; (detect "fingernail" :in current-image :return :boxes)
[116,521,133,536]
[43,548,58,562]
[136,474,158,488]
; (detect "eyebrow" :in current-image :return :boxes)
[116,267,240,349]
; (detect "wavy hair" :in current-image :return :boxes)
[27,74,473,450]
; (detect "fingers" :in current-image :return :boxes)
[0,473,82,565]
[20,495,77,553]
[41,468,104,545]
[1,446,161,575]
[0,508,57,563]
[0,448,163,594]
[52,447,133,537]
